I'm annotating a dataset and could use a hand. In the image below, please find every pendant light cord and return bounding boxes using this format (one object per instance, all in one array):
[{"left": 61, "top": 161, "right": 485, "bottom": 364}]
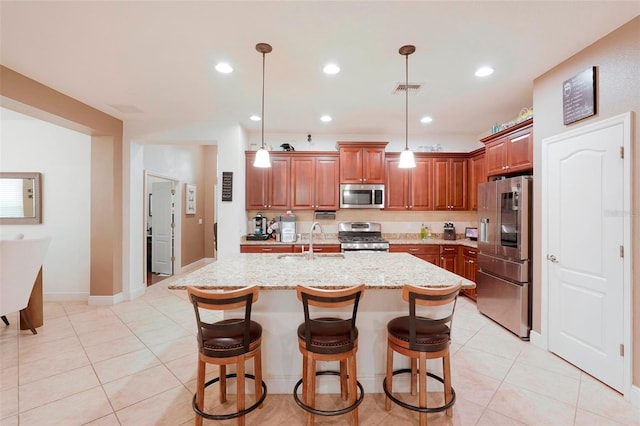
[
  {"left": 405, "top": 52, "right": 409, "bottom": 151},
  {"left": 261, "top": 51, "right": 265, "bottom": 150}
]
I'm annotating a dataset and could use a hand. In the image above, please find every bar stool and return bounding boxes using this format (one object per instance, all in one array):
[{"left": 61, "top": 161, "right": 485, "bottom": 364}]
[
  {"left": 186, "top": 286, "right": 267, "bottom": 426},
  {"left": 383, "top": 283, "right": 461, "bottom": 426},
  {"left": 293, "top": 284, "right": 365, "bottom": 426}
]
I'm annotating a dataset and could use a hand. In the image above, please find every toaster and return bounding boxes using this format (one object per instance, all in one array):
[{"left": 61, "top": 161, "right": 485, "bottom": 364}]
[{"left": 443, "top": 222, "right": 456, "bottom": 240}]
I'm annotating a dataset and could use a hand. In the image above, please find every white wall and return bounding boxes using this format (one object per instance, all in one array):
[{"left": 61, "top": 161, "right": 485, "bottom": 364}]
[{"left": 0, "top": 108, "right": 91, "bottom": 300}]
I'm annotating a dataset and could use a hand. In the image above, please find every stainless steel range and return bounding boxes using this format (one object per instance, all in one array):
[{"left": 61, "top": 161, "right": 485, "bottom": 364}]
[{"left": 338, "top": 222, "right": 389, "bottom": 252}]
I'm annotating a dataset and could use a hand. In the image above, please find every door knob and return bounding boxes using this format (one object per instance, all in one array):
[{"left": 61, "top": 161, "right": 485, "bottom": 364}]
[{"left": 547, "top": 254, "right": 558, "bottom": 263}]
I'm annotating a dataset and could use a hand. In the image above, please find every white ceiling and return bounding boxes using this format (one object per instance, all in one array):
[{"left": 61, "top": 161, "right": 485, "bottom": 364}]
[{"left": 1, "top": 1, "right": 638, "bottom": 143}]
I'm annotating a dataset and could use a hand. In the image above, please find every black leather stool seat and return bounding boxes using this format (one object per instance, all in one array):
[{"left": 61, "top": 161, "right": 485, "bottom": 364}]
[
  {"left": 297, "top": 317, "right": 358, "bottom": 351},
  {"left": 202, "top": 319, "right": 262, "bottom": 356},
  {"left": 387, "top": 316, "right": 450, "bottom": 352}
]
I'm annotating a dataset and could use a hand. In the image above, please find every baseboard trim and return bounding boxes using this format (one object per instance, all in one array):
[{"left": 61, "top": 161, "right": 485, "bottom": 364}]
[
  {"left": 88, "top": 292, "right": 124, "bottom": 306},
  {"left": 529, "top": 330, "right": 546, "bottom": 350},
  {"left": 629, "top": 384, "right": 640, "bottom": 408}
]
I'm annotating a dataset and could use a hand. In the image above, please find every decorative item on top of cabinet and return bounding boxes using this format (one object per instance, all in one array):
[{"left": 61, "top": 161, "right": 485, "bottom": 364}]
[
  {"left": 481, "top": 118, "right": 533, "bottom": 177},
  {"left": 290, "top": 154, "right": 339, "bottom": 210},
  {"left": 337, "top": 142, "right": 387, "bottom": 184},
  {"left": 468, "top": 148, "right": 486, "bottom": 210},
  {"left": 461, "top": 247, "right": 478, "bottom": 300},
  {"left": 245, "top": 152, "right": 291, "bottom": 210},
  {"left": 433, "top": 155, "right": 468, "bottom": 210},
  {"left": 385, "top": 154, "right": 433, "bottom": 210}
]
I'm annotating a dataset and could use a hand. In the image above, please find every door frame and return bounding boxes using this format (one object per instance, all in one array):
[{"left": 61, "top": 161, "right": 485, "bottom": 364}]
[
  {"left": 540, "top": 112, "right": 633, "bottom": 398},
  {"left": 144, "top": 171, "right": 181, "bottom": 280}
]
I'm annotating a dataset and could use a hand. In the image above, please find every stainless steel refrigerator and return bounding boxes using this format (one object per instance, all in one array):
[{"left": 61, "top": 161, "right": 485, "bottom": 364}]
[{"left": 477, "top": 175, "right": 533, "bottom": 339}]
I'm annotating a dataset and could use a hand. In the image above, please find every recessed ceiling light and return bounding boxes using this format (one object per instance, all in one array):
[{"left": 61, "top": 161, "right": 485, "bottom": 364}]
[
  {"left": 320, "top": 115, "right": 332, "bottom": 122},
  {"left": 475, "top": 66, "right": 494, "bottom": 77},
  {"left": 250, "top": 115, "right": 261, "bottom": 121},
  {"left": 215, "top": 63, "right": 233, "bottom": 73},
  {"left": 420, "top": 116, "right": 433, "bottom": 124},
  {"left": 323, "top": 64, "right": 340, "bottom": 75}
]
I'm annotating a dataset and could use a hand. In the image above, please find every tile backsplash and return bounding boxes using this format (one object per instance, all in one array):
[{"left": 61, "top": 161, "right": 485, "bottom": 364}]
[{"left": 247, "top": 209, "right": 478, "bottom": 237}]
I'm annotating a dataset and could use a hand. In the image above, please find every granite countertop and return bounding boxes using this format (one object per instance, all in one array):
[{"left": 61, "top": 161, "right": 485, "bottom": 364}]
[
  {"left": 241, "top": 235, "right": 478, "bottom": 248},
  {"left": 169, "top": 252, "right": 475, "bottom": 290}
]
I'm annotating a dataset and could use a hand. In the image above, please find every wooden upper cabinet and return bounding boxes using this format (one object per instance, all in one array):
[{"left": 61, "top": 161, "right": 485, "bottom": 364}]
[
  {"left": 385, "top": 155, "right": 433, "bottom": 210},
  {"left": 337, "top": 142, "right": 387, "bottom": 184},
  {"left": 245, "top": 153, "right": 290, "bottom": 210},
  {"left": 468, "top": 150, "right": 486, "bottom": 210},
  {"left": 290, "top": 155, "right": 339, "bottom": 210},
  {"left": 481, "top": 119, "right": 533, "bottom": 177},
  {"left": 433, "top": 157, "right": 468, "bottom": 210}
]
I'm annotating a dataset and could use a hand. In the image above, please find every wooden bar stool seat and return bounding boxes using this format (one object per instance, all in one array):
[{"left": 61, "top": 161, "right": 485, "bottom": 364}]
[
  {"left": 383, "top": 283, "right": 461, "bottom": 426},
  {"left": 293, "top": 284, "right": 365, "bottom": 426},
  {"left": 187, "top": 286, "right": 267, "bottom": 426}
]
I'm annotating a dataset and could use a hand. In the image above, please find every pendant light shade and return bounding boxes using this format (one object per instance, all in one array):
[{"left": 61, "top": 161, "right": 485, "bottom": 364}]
[
  {"left": 254, "top": 43, "right": 272, "bottom": 168},
  {"left": 398, "top": 44, "right": 416, "bottom": 169}
]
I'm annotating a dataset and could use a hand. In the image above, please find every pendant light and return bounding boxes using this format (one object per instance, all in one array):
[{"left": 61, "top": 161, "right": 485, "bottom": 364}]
[
  {"left": 253, "top": 43, "right": 272, "bottom": 168},
  {"left": 398, "top": 45, "right": 416, "bottom": 169}
]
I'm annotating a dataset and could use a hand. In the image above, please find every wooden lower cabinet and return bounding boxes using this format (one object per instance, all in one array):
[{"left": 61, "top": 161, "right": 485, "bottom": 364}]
[
  {"left": 439, "top": 245, "right": 459, "bottom": 272},
  {"left": 460, "top": 247, "right": 478, "bottom": 300},
  {"left": 240, "top": 245, "right": 294, "bottom": 254},
  {"left": 296, "top": 244, "right": 341, "bottom": 253},
  {"left": 389, "top": 244, "right": 439, "bottom": 266}
]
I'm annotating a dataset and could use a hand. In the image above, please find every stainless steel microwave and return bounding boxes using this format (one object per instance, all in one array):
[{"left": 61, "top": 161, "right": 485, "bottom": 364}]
[{"left": 340, "top": 184, "right": 384, "bottom": 209}]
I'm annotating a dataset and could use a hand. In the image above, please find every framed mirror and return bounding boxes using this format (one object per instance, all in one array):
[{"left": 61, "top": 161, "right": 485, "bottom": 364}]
[{"left": 0, "top": 172, "right": 42, "bottom": 224}]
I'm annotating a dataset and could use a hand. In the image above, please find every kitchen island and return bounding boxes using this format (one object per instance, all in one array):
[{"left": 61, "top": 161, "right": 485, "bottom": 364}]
[{"left": 170, "top": 252, "right": 474, "bottom": 394}]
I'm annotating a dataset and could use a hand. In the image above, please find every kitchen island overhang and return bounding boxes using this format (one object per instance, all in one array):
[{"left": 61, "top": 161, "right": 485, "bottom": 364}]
[{"left": 170, "top": 252, "right": 474, "bottom": 394}]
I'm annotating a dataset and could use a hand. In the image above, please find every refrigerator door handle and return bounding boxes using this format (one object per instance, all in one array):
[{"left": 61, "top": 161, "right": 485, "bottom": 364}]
[{"left": 479, "top": 218, "right": 489, "bottom": 242}]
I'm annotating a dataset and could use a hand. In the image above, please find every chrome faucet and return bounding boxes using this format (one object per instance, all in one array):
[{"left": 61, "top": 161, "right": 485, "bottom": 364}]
[{"left": 308, "top": 221, "right": 324, "bottom": 260}]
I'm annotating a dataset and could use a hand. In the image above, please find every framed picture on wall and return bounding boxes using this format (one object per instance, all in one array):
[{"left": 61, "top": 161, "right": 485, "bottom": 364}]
[{"left": 186, "top": 184, "right": 196, "bottom": 214}]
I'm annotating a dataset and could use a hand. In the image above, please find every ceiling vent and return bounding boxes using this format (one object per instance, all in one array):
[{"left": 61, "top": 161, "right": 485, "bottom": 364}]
[{"left": 393, "top": 83, "right": 422, "bottom": 95}]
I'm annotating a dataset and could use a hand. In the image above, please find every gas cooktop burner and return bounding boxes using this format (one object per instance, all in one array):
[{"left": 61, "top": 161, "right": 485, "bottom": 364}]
[{"left": 338, "top": 222, "right": 389, "bottom": 252}]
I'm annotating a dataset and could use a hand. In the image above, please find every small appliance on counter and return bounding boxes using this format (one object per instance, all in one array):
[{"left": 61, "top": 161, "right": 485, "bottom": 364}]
[
  {"left": 443, "top": 222, "right": 456, "bottom": 240},
  {"left": 247, "top": 211, "right": 270, "bottom": 240},
  {"left": 465, "top": 227, "right": 478, "bottom": 241},
  {"left": 276, "top": 214, "right": 297, "bottom": 242}
]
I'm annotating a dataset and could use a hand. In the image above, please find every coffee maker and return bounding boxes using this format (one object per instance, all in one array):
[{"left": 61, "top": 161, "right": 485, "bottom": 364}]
[{"left": 247, "top": 211, "right": 269, "bottom": 240}]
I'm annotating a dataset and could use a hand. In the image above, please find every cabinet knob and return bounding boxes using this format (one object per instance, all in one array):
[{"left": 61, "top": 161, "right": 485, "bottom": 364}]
[{"left": 363, "top": 178, "right": 367, "bottom": 182}]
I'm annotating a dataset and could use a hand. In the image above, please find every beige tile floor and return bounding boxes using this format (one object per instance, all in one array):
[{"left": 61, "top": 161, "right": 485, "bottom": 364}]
[{"left": 2, "top": 268, "right": 639, "bottom": 426}]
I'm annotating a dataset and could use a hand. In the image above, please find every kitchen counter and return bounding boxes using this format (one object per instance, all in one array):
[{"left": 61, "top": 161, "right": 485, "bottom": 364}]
[
  {"left": 169, "top": 252, "right": 473, "bottom": 394},
  {"left": 169, "top": 252, "right": 474, "bottom": 290},
  {"left": 241, "top": 235, "right": 478, "bottom": 248}
]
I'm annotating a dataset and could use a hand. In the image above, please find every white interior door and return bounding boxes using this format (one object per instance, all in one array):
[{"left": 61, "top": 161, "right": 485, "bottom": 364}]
[
  {"left": 544, "top": 115, "right": 628, "bottom": 392},
  {"left": 151, "top": 181, "right": 173, "bottom": 275}
]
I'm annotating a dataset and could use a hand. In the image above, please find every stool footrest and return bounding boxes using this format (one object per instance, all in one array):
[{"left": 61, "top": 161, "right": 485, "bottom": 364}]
[
  {"left": 383, "top": 368, "right": 456, "bottom": 413},
  {"left": 293, "top": 370, "right": 364, "bottom": 417},
  {"left": 192, "top": 373, "right": 267, "bottom": 421}
]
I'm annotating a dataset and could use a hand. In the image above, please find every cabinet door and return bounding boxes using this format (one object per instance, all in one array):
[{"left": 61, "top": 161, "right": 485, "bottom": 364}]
[
  {"left": 339, "top": 147, "right": 363, "bottom": 183},
  {"left": 384, "top": 157, "right": 410, "bottom": 210},
  {"left": 314, "top": 156, "right": 339, "bottom": 209},
  {"left": 267, "top": 157, "right": 291, "bottom": 209},
  {"left": 246, "top": 155, "right": 268, "bottom": 209},
  {"left": 432, "top": 158, "right": 449, "bottom": 210},
  {"left": 468, "top": 154, "right": 486, "bottom": 210},
  {"left": 440, "top": 254, "right": 457, "bottom": 272},
  {"left": 507, "top": 128, "right": 533, "bottom": 172},
  {"left": 410, "top": 157, "right": 433, "bottom": 210},
  {"left": 485, "top": 139, "right": 507, "bottom": 176},
  {"left": 449, "top": 158, "right": 468, "bottom": 210},
  {"left": 362, "top": 147, "right": 385, "bottom": 183},
  {"left": 290, "top": 157, "right": 315, "bottom": 209}
]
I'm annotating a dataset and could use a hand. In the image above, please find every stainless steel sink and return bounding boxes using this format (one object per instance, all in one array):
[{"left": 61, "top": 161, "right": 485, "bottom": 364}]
[{"left": 277, "top": 253, "right": 345, "bottom": 260}]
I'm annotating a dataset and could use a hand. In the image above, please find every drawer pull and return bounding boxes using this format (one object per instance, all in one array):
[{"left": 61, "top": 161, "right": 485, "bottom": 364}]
[{"left": 261, "top": 248, "right": 273, "bottom": 252}]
